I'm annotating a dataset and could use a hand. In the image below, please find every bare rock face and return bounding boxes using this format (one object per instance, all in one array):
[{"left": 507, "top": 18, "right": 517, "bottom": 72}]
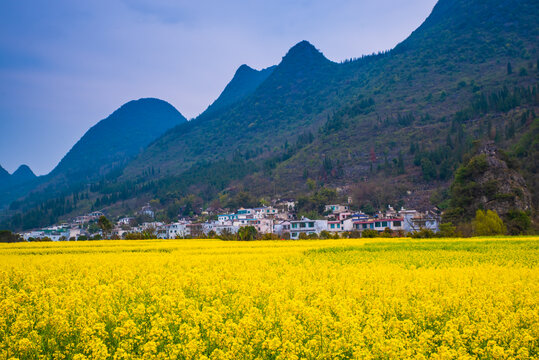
[
  {"left": 448, "top": 141, "right": 532, "bottom": 222},
  {"left": 476, "top": 142, "right": 532, "bottom": 215}
]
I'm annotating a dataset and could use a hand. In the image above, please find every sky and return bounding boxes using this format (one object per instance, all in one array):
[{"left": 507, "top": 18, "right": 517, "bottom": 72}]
[{"left": 0, "top": 0, "right": 437, "bottom": 175}]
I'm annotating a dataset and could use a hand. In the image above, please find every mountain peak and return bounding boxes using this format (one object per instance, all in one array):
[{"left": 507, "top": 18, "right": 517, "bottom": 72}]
[
  {"left": 276, "top": 41, "right": 332, "bottom": 75},
  {"left": 115, "top": 98, "right": 183, "bottom": 117},
  {"left": 49, "top": 97, "right": 187, "bottom": 180},
  {"left": 281, "top": 41, "right": 329, "bottom": 64},
  {"left": 202, "top": 64, "right": 275, "bottom": 116},
  {"left": 235, "top": 64, "right": 256, "bottom": 75},
  {"left": 12, "top": 165, "right": 36, "bottom": 179}
]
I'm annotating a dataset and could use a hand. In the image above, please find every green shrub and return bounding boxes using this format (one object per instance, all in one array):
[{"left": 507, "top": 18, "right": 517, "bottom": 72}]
[
  {"left": 438, "top": 222, "right": 458, "bottom": 237},
  {"left": 410, "top": 228, "right": 436, "bottom": 238},
  {"left": 505, "top": 210, "right": 531, "bottom": 235},
  {"left": 361, "top": 230, "right": 379, "bottom": 238},
  {"left": 472, "top": 209, "right": 506, "bottom": 236}
]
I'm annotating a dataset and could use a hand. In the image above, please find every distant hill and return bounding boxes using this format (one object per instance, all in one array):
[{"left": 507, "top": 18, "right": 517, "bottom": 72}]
[
  {"left": 203, "top": 64, "right": 275, "bottom": 116},
  {"left": 48, "top": 98, "right": 186, "bottom": 183},
  {"left": 0, "top": 165, "right": 39, "bottom": 217},
  {"left": 0, "top": 98, "right": 186, "bottom": 213},
  {"left": 11, "top": 165, "right": 36, "bottom": 185},
  {"left": 0, "top": 164, "right": 37, "bottom": 190},
  {"left": 2, "top": 0, "right": 538, "bottom": 230}
]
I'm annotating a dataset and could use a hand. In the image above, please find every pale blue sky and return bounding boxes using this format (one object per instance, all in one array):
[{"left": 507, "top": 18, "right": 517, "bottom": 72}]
[{"left": 0, "top": 0, "right": 437, "bottom": 175}]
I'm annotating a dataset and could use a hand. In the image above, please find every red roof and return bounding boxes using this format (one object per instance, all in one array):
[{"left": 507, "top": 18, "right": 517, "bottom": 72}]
[{"left": 353, "top": 218, "right": 403, "bottom": 224}]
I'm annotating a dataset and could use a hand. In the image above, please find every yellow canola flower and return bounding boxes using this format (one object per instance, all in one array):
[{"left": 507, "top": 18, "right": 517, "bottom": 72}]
[{"left": 0, "top": 236, "right": 537, "bottom": 359}]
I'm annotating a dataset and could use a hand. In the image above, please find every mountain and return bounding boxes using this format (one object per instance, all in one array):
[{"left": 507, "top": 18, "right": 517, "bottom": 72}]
[
  {"left": 275, "top": 40, "right": 333, "bottom": 74},
  {"left": 121, "top": 0, "right": 538, "bottom": 217},
  {"left": 0, "top": 164, "right": 37, "bottom": 190},
  {"left": 3, "top": 0, "right": 538, "bottom": 230},
  {"left": 203, "top": 64, "right": 275, "bottom": 116},
  {"left": 0, "top": 166, "right": 9, "bottom": 187},
  {"left": 11, "top": 165, "right": 36, "bottom": 185},
  {"left": 47, "top": 98, "right": 186, "bottom": 183},
  {"left": 0, "top": 98, "right": 186, "bottom": 214},
  {"left": 122, "top": 40, "right": 340, "bottom": 177}
]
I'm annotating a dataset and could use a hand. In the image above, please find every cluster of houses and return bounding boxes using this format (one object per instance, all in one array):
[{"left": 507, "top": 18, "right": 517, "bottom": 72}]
[{"left": 20, "top": 200, "right": 440, "bottom": 241}]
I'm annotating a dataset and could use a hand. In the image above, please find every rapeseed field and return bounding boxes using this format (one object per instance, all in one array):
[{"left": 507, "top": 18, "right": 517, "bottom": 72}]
[{"left": 0, "top": 237, "right": 538, "bottom": 359}]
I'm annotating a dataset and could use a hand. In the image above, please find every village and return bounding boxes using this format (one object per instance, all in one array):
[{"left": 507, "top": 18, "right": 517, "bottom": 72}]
[{"left": 19, "top": 199, "right": 441, "bottom": 241}]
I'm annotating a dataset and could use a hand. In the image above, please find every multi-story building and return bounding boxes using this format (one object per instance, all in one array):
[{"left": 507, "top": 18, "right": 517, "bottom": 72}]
[
  {"left": 398, "top": 209, "right": 440, "bottom": 232},
  {"left": 288, "top": 218, "right": 328, "bottom": 239},
  {"left": 352, "top": 218, "right": 404, "bottom": 232}
]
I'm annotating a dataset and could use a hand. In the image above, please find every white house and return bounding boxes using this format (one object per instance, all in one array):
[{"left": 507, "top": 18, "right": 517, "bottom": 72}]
[
  {"left": 202, "top": 222, "right": 239, "bottom": 236},
  {"left": 288, "top": 218, "right": 328, "bottom": 239},
  {"left": 252, "top": 218, "right": 274, "bottom": 234},
  {"left": 218, "top": 214, "right": 238, "bottom": 223},
  {"left": 140, "top": 204, "right": 155, "bottom": 219},
  {"left": 325, "top": 204, "right": 350, "bottom": 214},
  {"left": 23, "top": 227, "right": 70, "bottom": 241},
  {"left": 118, "top": 217, "right": 134, "bottom": 226},
  {"left": 352, "top": 218, "right": 404, "bottom": 232},
  {"left": 398, "top": 208, "right": 440, "bottom": 233},
  {"left": 252, "top": 207, "right": 278, "bottom": 218},
  {"left": 274, "top": 221, "right": 291, "bottom": 236},
  {"left": 166, "top": 221, "right": 190, "bottom": 238},
  {"left": 88, "top": 211, "right": 104, "bottom": 220},
  {"left": 327, "top": 220, "right": 343, "bottom": 232}
]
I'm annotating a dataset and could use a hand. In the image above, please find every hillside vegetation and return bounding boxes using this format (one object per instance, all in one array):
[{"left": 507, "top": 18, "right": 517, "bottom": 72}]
[{"left": 2, "top": 0, "right": 538, "bottom": 230}]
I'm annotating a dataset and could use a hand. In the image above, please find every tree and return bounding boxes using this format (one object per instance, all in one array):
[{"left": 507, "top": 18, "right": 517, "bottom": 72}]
[
  {"left": 472, "top": 210, "right": 506, "bottom": 236},
  {"left": 420, "top": 158, "right": 437, "bottom": 181},
  {"left": 381, "top": 227, "right": 393, "bottom": 237},
  {"left": 0, "top": 230, "right": 22, "bottom": 243},
  {"left": 438, "top": 222, "right": 457, "bottom": 237},
  {"left": 238, "top": 226, "right": 258, "bottom": 241},
  {"left": 218, "top": 229, "right": 235, "bottom": 241},
  {"left": 97, "top": 215, "right": 113, "bottom": 237},
  {"left": 319, "top": 230, "right": 332, "bottom": 239},
  {"left": 397, "top": 152, "right": 405, "bottom": 174},
  {"left": 505, "top": 210, "right": 531, "bottom": 235}
]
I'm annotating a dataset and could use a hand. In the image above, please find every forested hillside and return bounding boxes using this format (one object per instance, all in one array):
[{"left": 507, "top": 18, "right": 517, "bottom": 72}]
[{"left": 2, "top": 0, "right": 538, "bottom": 230}]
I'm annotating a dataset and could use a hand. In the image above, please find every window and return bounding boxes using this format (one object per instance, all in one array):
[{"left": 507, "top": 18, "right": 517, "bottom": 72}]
[
  {"left": 375, "top": 222, "right": 381, "bottom": 227},
  {"left": 308, "top": 222, "right": 314, "bottom": 227},
  {"left": 292, "top": 233, "right": 297, "bottom": 237},
  {"left": 382, "top": 221, "right": 387, "bottom": 227},
  {"left": 337, "top": 224, "right": 340, "bottom": 228},
  {"left": 362, "top": 224, "right": 368, "bottom": 229},
  {"left": 300, "top": 223, "right": 306, "bottom": 228},
  {"left": 292, "top": 223, "right": 298, "bottom": 229},
  {"left": 394, "top": 221, "right": 401, "bottom": 227},
  {"left": 330, "top": 224, "right": 335, "bottom": 229}
]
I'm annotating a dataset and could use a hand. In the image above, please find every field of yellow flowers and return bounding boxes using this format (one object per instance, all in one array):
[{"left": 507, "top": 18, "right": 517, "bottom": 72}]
[{"left": 0, "top": 237, "right": 538, "bottom": 359}]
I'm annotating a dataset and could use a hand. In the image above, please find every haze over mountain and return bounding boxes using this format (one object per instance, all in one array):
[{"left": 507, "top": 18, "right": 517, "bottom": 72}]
[
  {"left": 47, "top": 98, "right": 186, "bottom": 184},
  {"left": 0, "top": 98, "right": 186, "bottom": 210},
  {"left": 2, "top": 0, "right": 538, "bottom": 231}
]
